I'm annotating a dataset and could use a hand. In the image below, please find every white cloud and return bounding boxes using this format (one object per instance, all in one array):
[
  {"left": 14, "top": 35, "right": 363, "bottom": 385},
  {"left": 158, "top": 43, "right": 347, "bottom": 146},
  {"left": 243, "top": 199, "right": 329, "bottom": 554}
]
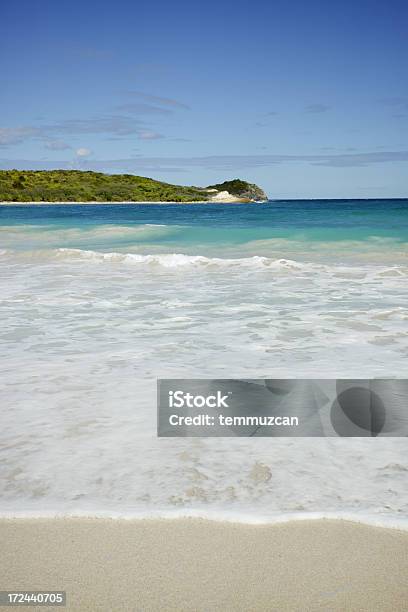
[{"left": 76, "top": 147, "right": 91, "bottom": 157}]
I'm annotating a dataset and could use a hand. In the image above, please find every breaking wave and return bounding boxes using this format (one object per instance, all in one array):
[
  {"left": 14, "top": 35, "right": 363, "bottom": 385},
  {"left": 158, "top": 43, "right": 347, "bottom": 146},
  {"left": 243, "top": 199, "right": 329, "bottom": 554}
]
[
  {"left": 56, "top": 248, "right": 311, "bottom": 270},
  {"left": 1, "top": 247, "right": 408, "bottom": 279}
]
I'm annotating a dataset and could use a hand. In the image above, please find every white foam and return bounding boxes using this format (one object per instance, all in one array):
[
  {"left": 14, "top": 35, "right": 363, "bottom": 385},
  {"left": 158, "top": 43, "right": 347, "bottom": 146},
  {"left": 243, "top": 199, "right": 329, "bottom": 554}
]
[
  {"left": 0, "top": 509, "right": 406, "bottom": 531},
  {"left": 1, "top": 245, "right": 407, "bottom": 524},
  {"left": 54, "top": 248, "right": 314, "bottom": 270},
  {"left": 2, "top": 248, "right": 407, "bottom": 281}
]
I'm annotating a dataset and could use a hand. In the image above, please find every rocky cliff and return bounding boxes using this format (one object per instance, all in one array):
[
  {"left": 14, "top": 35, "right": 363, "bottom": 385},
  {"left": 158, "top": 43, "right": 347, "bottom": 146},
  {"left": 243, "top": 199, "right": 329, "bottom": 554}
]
[{"left": 206, "top": 179, "right": 268, "bottom": 202}]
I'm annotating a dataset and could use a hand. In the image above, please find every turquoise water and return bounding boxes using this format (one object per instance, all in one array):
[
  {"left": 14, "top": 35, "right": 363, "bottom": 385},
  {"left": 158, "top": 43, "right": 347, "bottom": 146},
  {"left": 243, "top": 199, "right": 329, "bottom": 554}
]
[
  {"left": 0, "top": 200, "right": 408, "bottom": 522},
  {"left": 0, "top": 200, "right": 407, "bottom": 261}
]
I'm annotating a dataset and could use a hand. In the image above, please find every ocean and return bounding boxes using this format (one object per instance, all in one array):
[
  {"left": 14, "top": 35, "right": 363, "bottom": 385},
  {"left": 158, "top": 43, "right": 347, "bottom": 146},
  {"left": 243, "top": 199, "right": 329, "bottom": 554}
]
[{"left": 0, "top": 199, "right": 407, "bottom": 526}]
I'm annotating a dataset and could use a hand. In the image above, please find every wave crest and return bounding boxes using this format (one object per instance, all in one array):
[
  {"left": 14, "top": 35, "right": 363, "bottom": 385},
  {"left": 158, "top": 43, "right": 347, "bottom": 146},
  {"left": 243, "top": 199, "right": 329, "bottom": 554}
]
[
  {"left": 1, "top": 248, "right": 408, "bottom": 278},
  {"left": 55, "top": 248, "right": 309, "bottom": 270}
]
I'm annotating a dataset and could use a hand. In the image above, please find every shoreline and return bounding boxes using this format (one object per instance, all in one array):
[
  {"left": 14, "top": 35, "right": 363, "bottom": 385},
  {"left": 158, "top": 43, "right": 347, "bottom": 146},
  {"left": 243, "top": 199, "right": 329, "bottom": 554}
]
[
  {"left": 0, "top": 198, "right": 406, "bottom": 206},
  {"left": 0, "top": 509, "right": 407, "bottom": 531},
  {"left": 1, "top": 517, "right": 407, "bottom": 611},
  {"left": 0, "top": 199, "right": 256, "bottom": 205}
]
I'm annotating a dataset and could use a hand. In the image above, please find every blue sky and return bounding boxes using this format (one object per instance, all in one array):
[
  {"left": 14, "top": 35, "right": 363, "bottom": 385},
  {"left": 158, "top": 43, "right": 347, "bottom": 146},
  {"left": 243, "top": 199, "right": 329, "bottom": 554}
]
[{"left": 1, "top": 0, "right": 407, "bottom": 198}]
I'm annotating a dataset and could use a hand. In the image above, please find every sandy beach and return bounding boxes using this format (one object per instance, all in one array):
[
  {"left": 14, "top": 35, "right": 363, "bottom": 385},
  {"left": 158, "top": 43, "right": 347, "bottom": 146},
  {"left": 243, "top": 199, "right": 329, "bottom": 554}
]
[{"left": 1, "top": 518, "right": 407, "bottom": 611}]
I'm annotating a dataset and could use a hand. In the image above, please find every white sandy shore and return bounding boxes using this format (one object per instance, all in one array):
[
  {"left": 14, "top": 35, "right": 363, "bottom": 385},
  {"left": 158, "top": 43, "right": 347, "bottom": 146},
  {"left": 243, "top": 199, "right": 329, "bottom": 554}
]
[{"left": 1, "top": 518, "right": 407, "bottom": 611}]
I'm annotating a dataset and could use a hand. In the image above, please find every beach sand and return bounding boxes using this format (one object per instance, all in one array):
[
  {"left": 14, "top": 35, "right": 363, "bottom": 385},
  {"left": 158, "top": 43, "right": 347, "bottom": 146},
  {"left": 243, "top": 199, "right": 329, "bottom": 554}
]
[{"left": 0, "top": 518, "right": 407, "bottom": 611}]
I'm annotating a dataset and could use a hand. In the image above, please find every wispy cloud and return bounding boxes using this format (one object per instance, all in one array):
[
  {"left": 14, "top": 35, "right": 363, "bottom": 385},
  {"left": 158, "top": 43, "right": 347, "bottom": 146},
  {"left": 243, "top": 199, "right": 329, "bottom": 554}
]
[
  {"left": 2, "top": 151, "right": 408, "bottom": 173},
  {"left": 137, "top": 130, "right": 164, "bottom": 141},
  {"left": 42, "top": 116, "right": 144, "bottom": 136},
  {"left": 124, "top": 90, "right": 190, "bottom": 110},
  {"left": 0, "top": 127, "right": 40, "bottom": 146},
  {"left": 0, "top": 115, "right": 166, "bottom": 147},
  {"left": 114, "top": 103, "right": 172, "bottom": 115},
  {"left": 44, "top": 140, "right": 71, "bottom": 151},
  {"left": 0, "top": 90, "right": 188, "bottom": 148},
  {"left": 304, "top": 104, "right": 331, "bottom": 114}
]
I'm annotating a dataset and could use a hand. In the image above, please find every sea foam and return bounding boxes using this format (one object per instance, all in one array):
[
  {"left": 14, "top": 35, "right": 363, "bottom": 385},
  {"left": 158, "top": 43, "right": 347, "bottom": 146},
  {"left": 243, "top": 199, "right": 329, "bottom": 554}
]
[{"left": 1, "top": 204, "right": 407, "bottom": 526}]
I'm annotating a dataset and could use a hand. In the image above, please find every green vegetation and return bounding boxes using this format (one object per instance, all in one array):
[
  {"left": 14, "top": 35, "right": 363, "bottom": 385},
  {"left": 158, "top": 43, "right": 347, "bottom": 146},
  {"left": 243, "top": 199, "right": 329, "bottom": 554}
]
[
  {"left": 0, "top": 170, "right": 267, "bottom": 202},
  {"left": 0, "top": 170, "right": 209, "bottom": 202},
  {"left": 207, "top": 179, "right": 252, "bottom": 195}
]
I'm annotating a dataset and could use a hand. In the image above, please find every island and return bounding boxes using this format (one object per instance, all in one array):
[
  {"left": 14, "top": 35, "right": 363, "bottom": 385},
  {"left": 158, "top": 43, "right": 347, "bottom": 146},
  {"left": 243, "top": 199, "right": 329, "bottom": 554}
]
[{"left": 0, "top": 170, "right": 268, "bottom": 203}]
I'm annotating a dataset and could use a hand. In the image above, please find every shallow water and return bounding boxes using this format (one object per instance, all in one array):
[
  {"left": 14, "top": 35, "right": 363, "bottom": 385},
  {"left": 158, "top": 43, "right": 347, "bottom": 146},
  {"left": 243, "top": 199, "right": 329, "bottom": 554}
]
[{"left": 0, "top": 201, "right": 407, "bottom": 525}]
